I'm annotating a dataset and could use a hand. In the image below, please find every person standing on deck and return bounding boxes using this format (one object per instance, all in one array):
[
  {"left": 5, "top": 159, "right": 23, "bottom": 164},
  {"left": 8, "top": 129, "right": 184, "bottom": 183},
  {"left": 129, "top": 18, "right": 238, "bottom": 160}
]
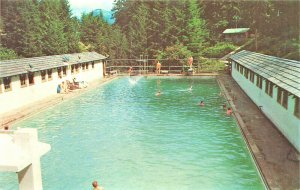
[
  {"left": 128, "top": 66, "right": 133, "bottom": 76},
  {"left": 188, "top": 56, "right": 193, "bottom": 69},
  {"left": 156, "top": 60, "right": 161, "bottom": 74}
]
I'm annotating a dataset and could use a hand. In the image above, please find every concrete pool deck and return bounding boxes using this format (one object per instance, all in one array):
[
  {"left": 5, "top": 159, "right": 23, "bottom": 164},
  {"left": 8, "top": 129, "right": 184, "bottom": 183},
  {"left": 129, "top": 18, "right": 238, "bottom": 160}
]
[
  {"left": 1, "top": 73, "right": 299, "bottom": 189},
  {"left": 217, "top": 73, "right": 299, "bottom": 190}
]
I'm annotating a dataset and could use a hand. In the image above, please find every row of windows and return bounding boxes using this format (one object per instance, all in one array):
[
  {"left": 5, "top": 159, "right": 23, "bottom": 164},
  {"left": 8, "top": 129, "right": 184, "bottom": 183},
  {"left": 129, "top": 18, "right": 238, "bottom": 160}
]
[
  {"left": 0, "top": 67, "right": 66, "bottom": 91},
  {"left": 71, "top": 62, "right": 95, "bottom": 74},
  {"left": 1, "top": 62, "right": 97, "bottom": 92},
  {"left": 234, "top": 61, "right": 300, "bottom": 118}
]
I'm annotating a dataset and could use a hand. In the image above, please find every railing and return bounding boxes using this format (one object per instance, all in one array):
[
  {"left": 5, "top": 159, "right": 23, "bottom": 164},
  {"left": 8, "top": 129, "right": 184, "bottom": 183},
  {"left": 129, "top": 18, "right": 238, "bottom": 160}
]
[{"left": 106, "top": 65, "right": 197, "bottom": 75}]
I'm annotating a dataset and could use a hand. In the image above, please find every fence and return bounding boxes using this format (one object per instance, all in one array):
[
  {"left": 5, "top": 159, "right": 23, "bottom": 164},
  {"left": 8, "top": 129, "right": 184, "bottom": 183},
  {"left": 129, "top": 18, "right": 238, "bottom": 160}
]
[{"left": 105, "top": 58, "right": 227, "bottom": 75}]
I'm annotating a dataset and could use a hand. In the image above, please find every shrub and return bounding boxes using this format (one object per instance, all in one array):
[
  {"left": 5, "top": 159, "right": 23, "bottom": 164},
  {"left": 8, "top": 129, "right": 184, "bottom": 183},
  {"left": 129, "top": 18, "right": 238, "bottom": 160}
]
[
  {"left": 0, "top": 46, "right": 18, "bottom": 60},
  {"left": 196, "top": 57, "right": 225, "bottom": 72},
  {"left": 203, "top": 42, "right": 237, "bottom": 58}
]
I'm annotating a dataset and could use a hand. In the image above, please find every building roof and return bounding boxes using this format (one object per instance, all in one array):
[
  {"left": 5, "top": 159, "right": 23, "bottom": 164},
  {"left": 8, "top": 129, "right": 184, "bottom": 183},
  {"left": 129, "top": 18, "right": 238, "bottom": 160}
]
[
  {"left": 0, "top": 52, "right": 106, "bottom": 78},
  {"left": 229, "top": 50, "right": 300, "bottom": 97},
  {"left": 223, "top": 28, "right": 250, "bottom": 34}
]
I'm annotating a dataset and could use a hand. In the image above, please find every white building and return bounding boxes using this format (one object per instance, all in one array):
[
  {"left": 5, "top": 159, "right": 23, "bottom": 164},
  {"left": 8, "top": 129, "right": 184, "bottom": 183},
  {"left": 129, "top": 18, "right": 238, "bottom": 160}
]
[
  {"left": 0, "top": 52, "right": 106, "bottom": 115},
  {"left": 229, "top": 50, "right": 300, "bottom": 152}
]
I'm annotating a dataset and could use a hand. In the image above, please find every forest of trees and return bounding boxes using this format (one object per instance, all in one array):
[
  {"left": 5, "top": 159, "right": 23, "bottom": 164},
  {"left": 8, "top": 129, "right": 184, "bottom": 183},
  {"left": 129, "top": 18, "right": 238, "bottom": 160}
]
[{"left": 0, "top": 0, "right": 299, "bottom": 61}]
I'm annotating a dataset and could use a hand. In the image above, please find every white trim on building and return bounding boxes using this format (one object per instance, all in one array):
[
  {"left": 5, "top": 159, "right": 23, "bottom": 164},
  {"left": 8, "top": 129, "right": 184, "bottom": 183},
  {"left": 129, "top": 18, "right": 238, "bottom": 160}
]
[
  {"left": 229, "top": 50, "right": 300, "bottom": 152},
  {"left": 0, "top": 52, "right": 107, "bottom": 115}
]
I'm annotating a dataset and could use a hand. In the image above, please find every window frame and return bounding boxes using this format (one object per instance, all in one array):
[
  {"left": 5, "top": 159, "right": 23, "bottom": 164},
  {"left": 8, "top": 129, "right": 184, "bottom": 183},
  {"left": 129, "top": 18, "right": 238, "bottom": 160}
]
[
  {"left": 71, "top": 65, "right": 75, "bottom": 74},
  {"left": 244, "top": 68, "right": 249, "bottom": 79},
  {"left": 3, "top": 77, "right": 12, "bottom": 91},
  {"left": 256, "top": 75, "right": 262, "bottom": 89},
  {"left": 63, "top": 66, "right": 67, "bottom": 76},
  {"left": 47, "top": 69, "right": 52, "bottom": 80},
  {"left": 19, "top": 73, "right": 27, "bottom": 87},
  {"left": 249, "top": 71, "right": 254, "bottom": 83},
  {"left": 41, "top": 70, "right": 47, "bottom": 82},
  {"left": 0, "top": 79, "right": 2, "bottom": 93},
  {"left": 57, "top": 67, "right": 62, "bottom": 78},
  {"left": 277, "top": 87, "right": 288, "bottom": 109},
  {"left": 28, "top": 72, "right": 35, "bottom": 85}
]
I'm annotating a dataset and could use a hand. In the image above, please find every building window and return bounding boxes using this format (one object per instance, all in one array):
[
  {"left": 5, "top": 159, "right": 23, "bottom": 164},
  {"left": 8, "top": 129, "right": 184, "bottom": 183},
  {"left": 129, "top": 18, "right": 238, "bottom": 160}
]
[
  {"left": 265, "top": 81, "right": 273, "bottom": 97},
  {"left": 19, "top": 74, "right": 27, "bottom": 87},
  {"left": 63, "top": 66, "right": 67, "bottom": 76},
  {"left": 92, "top": 61, "right": 95, "bottom": 68},
  {"left": 277, "top": 87, "right": 288, "bottom": 109},
  {"left": 294, "top": 97, "right": 300, "bottom": 118},
  {"left": 86, "top": 63, "right": 89, "bottom": 70},
  {"left": 244, "top": 68, "right": 249, "bottom": 79},
  {"left": 240, "top": 66, "right": 244, "bottom": 74},
  {"left": 57, "top": 67, "right": 62, "bottom": 78},
  {"left": 249, "top": 71, "right": 254, "bottom": 83},
  {"left": 41, "top": 70, "right": 46, "bottom": 82},
  {"left": 282, "top": 90, "right": 288, "bottom": 109},
  {"left": 75, "top": 64, "right": 79, "bottom": 73},
  {"left": 256, "top": 75, "right": 262, "bottom": 89},
  {"left": 29, "top": 72, "right": 35, "bottom": 85},
  {"left": 71, "top": 65, "right": 75, "bottom": 74},
  {"left": 82, "top": 63, "right": 86, "bottom": 71},
  {"left": 47, "top": 69, "right": 52, "bottom": 80},
  {"left": 3, "top": 77, "right": 11, "bottom": 91},
  {"left": 0, "top": 79, "right": 2, "bottom": 93}
]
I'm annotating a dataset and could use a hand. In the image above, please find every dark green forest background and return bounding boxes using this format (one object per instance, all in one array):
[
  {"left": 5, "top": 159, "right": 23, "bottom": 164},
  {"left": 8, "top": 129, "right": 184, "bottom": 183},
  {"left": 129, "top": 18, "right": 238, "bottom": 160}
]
[{"left": 0, "top": 0, "right": 299, "bottom": 61}]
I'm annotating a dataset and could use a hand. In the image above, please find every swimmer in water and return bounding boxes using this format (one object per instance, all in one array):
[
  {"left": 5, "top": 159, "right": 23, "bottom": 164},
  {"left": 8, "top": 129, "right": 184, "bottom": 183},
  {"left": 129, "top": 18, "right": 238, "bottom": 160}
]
[
  {"left": 155, "top": 91, "right": 161, "bottom": 96},
  {"left": 188, "top": 85, "right": 193, "bottom": 91},
  {"left": 199, "top": 101, "right": 205, "bottom": 106},
  {"left": 227, "top": 107, "right": 233, "bottom": 116}
]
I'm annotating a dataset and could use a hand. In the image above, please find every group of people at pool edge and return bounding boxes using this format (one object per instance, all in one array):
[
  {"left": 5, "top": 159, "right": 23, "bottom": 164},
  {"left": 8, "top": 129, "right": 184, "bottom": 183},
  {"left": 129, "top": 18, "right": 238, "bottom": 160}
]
[{"left": 128, "top": 56, "right": 194, "bottom": 75}]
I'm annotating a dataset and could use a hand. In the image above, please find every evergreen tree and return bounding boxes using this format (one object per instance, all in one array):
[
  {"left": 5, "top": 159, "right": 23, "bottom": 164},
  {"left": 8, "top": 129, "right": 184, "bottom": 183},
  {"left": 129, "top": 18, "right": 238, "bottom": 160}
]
[
  {"left": 39, "top": 0, "right": 68, "bottom": 55},
  {"left": 59, "top": 0, "right": 80, "bottom": 53},
  {"left": 186, "top": 0, "right": 209, "bottom": 56}
]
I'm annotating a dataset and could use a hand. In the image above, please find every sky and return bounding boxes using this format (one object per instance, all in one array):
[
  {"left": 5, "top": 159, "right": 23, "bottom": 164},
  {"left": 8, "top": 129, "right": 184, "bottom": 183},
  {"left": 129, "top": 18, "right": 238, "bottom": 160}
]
[{"left": 68, "top": 0, "right": 115, "bottom": 18}]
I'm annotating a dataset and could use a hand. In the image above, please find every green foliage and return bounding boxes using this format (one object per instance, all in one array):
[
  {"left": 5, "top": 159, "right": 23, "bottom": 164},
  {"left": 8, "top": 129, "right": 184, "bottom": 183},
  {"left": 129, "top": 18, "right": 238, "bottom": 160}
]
[
  {"left": 157, "top": 43, "right": 192, "bottom": 65},
  {"left": 186, "top": 0, "right": 209, "bottom": 56},
  {"left": 198, "top": 58, "right": 225, "bottom": 72},
  {"left": 0, "top": 0, "right": 298, "bottom": 61},
  {"left": 0, "top": 46, "right": 18, "bottom": 60},
  {"left": 244, "top": 36, "right": 299, "bottom": 60},
  {"left": 203, "top": 42, "right": 237, "bottom": 58}
]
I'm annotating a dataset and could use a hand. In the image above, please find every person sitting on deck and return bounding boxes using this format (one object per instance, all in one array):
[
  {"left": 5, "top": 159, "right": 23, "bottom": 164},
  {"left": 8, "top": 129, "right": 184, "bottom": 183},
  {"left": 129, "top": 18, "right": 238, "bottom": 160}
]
[
  {"left": 199, "top": 101, "right": 205, "bottom": 106},
  {"left": 227, "top": 107, "right": 233, "bottom": 116},
  {"left": 92, "top": 180, "right": 104, "bottom": 190}
]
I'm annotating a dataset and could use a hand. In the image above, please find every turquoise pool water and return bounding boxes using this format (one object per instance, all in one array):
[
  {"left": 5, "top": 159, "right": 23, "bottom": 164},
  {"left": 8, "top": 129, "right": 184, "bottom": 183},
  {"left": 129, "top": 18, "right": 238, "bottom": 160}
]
[{"left": 1, "top": 77, "right": 265, "bottom": 190}]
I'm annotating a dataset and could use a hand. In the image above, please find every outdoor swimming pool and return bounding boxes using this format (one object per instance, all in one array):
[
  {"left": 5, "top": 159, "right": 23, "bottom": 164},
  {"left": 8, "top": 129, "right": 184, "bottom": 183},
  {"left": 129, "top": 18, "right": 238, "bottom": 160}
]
[{"left": 1, "top": 77, "right": 265, "bottom": 190}]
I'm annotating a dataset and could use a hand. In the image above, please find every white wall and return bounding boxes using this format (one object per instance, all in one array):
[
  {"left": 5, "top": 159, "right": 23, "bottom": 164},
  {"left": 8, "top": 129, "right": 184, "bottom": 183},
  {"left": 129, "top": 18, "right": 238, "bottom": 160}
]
[
  {"left": 0, "top": 61, "right": 104, "bottom": 115},
  {"left": 232, "top": 62, "right": 300, "bottom": 152}
]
